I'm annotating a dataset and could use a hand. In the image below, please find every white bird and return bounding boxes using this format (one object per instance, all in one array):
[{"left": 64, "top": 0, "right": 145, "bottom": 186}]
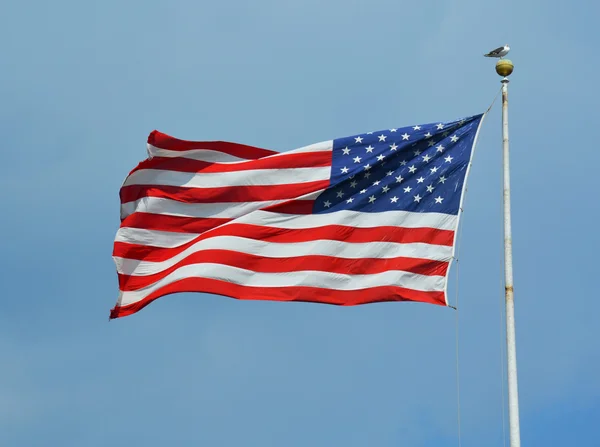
[{"left": 484, "top": 44, "right": 510, "bottom": 58}]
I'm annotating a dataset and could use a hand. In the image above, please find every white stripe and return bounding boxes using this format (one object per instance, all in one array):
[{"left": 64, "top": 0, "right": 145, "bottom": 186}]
[
  {"left": 122, "top": 201, "right": 456, "bottom": 232},
  {"left": 118, "top": 263, "right": 446, "bottom": 306},
  {"left": 286, "top": 140, "right": 333, "bottom": 154},
  {"left": 147, "top": 140, "right": 333, "bottom": 163},
  {"left": 118, "top": 207, "right": 457, "bottom": 247},
  {"left": 123, "top": 166, "right": 331, "bottom": 189},
  {"left": 238, "top": 209, "right": 458, "bottom": 231},
  {"left": 147, "top": 144, "right": 250, "bottom": 163},
  {"left": 121, "top": 197, "right": 291, "bottom": 220},
  {"left": 116, "top": 228, "right": 199, "bottom": 248},
  {"left": 114, "top": 236, "right": 452, "bottom": 276}
]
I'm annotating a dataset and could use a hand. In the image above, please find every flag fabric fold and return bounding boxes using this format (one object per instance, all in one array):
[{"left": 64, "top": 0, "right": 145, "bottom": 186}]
[{"left": 111, "top": 114, "right": 484, "bottom": 319}]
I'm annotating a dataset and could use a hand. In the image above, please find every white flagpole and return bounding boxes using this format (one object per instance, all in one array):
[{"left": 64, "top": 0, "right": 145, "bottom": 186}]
[{"left": 496, "top": 58, "right": 521, "bottom": 447}]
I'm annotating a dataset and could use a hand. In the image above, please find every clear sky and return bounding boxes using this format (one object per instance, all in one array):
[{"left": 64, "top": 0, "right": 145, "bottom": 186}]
[{"left": 2, "top": 0, "right": 599, "bottom": 445}]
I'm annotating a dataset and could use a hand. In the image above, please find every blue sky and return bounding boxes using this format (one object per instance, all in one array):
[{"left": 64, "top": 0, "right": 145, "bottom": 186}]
[{"left": 2, "top": 0, "right": 599, "bottom": 445}]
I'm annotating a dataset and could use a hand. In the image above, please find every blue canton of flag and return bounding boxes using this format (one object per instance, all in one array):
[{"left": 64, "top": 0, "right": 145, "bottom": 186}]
[{"left": 314, "top": 114, "right": 484, "bottom": 215}]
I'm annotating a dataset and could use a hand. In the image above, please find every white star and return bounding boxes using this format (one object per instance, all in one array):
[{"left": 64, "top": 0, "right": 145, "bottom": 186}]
[
  {"left": 414, "top": 149, "right": 422, "bottom": 156},
  {"left": 435, "top": 196, "right": 444, "bottom": 204},
  {"left": 413, "top": 194, "right": 422, "bottom": 203},
  {"left": 428, "top": 140, "right": 436, "bottom": 147},
  {"left": 364, "top": 172, "right": 371, "bottom": 179},
  {"left": 350, "top": 180, "right": 358, "bottom": 188},
  {"left": 416, "top": 176, "right": 425, "bottom": 183},
  {"left": 377, "top": 154, "right": 385, "bottom": 162},
  {"left": 404, "top": 186, "right": 412, "bottom": 193},
  {"left": 426, "top": 184, "right": 434, "bottom": 193},
  {"left": 341, "top": 166, "right": 349, "bottom": 174},
  {"left": 378, "top": 134, "right": 387, "bottom": 142},
  {"left": 390, "top": 143, "right": 398, "bottom": 151},
  {"left": 408, "top": 165, "right": 417, "bottom": 173},
  {"left": 346, "top": 198, "right": 354, "bottom": 204},
  {"left": 342, "top": 147, "right": 351, "bottom": 155},
  {"left": 436, "top": 123, "right": 444, "bottom": 130},
  {"left": 442, "top": 131, "right": 449, "bottom": 137},
  {"left": 445, "top": 155, "right": 454, "bottom": 163},
  {"left": 390, "top": 196, "right": 399, "bottom": 203},
  {"left": 450, "top": 135, "right": 459, "bottom": 142},
  {"left": 390, "top": 128, "right": 397, "bottom": 132},
  {"left": 400, "top": 160, "right": 407, "bottom": 166},
  {"left": 368, "top": 195, "right": 376, "bottom": 203},
  {"left": 373, "top": 180, "right": 381, "bottom": 186},
  {"left": 436, "top": 144, "right": 445, "bottom": 153},
  {"left": 422, "top": 154, "right": 431, "bottom": 163},
  {"left": 336, "top": 190, "right": 345, "bottom": 198},
  {"left": 366, "top": 132, "right": 373, "bottom": 135},
  {"left": 413, "top": 125, "right": 421, "bottom": 131},
  {"left": 355, "top": 137, "right": 363, "bottom": 143},
  {"left": 439, "top": 175, "right": 447, "bottom": 183},
  {"left": 459, "top": 118, "right": 466, "bottom": 125},
  {"left": 402, "top": 133, "right": 410, "bottom": 140},
  {"left": 353, "top": 156, "right": 361, "bottom": 163},
  {"left": 424, "top": 132, "right": 432, "bottom": 138},
  {"left": 324, "top": 200, "right": 331, "bottom": 208},
  {"left": 360, "top": 188, "right": 367, "bottom": 194},
  {"left": 365, "top": 145, "right": 374, "bottom": 153},
  {"left": 364, "top": 164, "right": 371, "bottom": 171},
  {"left": 382, "top": 185, "right": 390, "bottom": 193},
  {"left": 387, "top": 170, "right": 394, "bottom": 176},
  {"left": 430, "top": 166, "right": 439, "bottom": 174},
  {"left": 395, "top": 175, "right": 404, "bottom": 183}
]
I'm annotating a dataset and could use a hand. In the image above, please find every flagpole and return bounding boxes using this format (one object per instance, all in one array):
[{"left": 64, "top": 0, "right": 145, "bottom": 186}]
[{"left": 496, "top": 58, "right": 521, "bottom": 447}]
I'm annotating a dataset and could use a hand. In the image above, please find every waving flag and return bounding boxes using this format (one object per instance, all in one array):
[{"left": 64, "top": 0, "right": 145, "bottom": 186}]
[{"left": 111, "top": 114, "right": 485, "bottom": 319}]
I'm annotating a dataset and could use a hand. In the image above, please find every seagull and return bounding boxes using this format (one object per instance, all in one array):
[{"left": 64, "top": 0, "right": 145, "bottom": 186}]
[{"left": 484, "top": 44, "right": 510, "bottom": 58}]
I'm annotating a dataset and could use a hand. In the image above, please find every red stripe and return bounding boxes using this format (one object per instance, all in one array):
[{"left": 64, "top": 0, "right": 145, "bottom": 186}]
[
  {"left": 131, "top": 151, "right": 332, "bottom": 175},
  {"left": 120, "top": 181, "right": 329, "bottom": 205},
  {"left": 262, "top": 200, "right": 315, "bottom": 215},
  {"left": 114, "top": 223, "right": 455, "bottom": 262},
  {"left": 118, "top": 251, "right": 449, "bottom": 291},
  {"left": 120, "top": 214, "right": 231, "bottom": 234},
  {"left": 148, "top": 130, "right": 276, "bottom": 158},
  {"left": 110, "top": 279, "right": 446, "bottom": 319}
]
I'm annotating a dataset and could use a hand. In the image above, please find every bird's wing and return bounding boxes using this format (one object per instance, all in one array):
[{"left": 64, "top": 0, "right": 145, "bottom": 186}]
[{"left": 488, "top": 46, "right": 505, "bottom": 54}]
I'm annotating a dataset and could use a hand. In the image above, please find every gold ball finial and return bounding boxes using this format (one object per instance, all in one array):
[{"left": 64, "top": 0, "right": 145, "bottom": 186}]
[{"left": 496, "top": 59, "right": 514, "bottom": 77}]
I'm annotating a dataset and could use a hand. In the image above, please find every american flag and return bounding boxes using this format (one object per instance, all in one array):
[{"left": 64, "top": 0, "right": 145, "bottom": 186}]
[{"left": 111, "top": 114, "right": 484, "bottom": 319}]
